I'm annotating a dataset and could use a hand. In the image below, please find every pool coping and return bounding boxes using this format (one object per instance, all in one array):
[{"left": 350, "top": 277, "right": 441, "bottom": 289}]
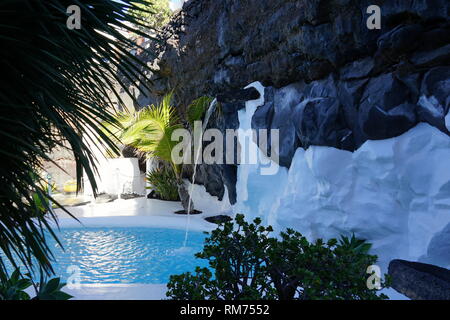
[{"left": 51, "top": 198, "right": 219, "bottom": 233}]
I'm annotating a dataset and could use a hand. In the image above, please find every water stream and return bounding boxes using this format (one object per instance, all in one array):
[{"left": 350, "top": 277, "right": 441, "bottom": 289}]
[{"left": 182, "top": 98, "right": 218, "bottom": 247}]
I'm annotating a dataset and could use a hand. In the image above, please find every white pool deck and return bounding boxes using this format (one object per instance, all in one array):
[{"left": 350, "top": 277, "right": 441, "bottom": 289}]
[
  {"left": 54, "top": 197, "right": 217, "bottom": 232},
  {"left": 51, "top": 197, "right": 408, "bottom": 300}
]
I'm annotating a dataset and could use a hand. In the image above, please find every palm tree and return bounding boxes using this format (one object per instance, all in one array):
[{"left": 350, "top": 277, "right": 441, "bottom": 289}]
[
  {"left": 0, "top": 1, "right": 156, "bottom": 282},
  {"left": 112, "top": 94, "right": 195, "bottom": 213}
]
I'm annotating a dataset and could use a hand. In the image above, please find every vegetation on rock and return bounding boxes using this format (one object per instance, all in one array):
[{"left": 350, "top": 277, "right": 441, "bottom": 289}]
[
  {"left": 129, "top": 0, "right": 172, "bottom": 30},
  {"left": 187, "top": 96, "right": 214, "bottom": 128}
]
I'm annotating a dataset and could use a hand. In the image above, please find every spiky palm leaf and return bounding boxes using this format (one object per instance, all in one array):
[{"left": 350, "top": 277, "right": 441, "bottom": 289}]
[
  {"left": 121, "top": 94, "right": 183, "bottom": 176},
  {"left": 187, "top": 96, "right": 213, "bottom": 128},
  {"left": 0, "top": 0, "right": 156, "bottom": 281}
]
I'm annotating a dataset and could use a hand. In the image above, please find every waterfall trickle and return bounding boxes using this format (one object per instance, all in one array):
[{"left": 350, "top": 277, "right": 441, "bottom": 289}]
[
  {"left": 233, "top": 82, "right": 286, "bottom": 227},
  {"left": 182, "top": 98, "right": 218, "bottom": 247}
]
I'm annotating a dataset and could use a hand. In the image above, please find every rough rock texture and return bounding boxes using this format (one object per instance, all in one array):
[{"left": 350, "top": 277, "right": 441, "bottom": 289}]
[
  {"left": 236, "top": 119, "right": 450, "bottom": 268},
  {"left": 139, "top": 0, "right": 449, "bottom": 110},
  {"left": 124, "top": 0, "right": 450, "bottom": 202},
  {"left": 204, "top": 215, "right": 233, "bottom": 225},
  {"left": 388, "top": 259, "right": 450, "bottom": 300}
]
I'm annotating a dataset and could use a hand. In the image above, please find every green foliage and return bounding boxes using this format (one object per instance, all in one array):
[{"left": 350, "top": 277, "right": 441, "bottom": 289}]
[
  {"left": 119, "top": 94, "right": 183, "bottom": 177},
  {"left": 31, "top": 177, "right": 58, "bottom": 216},
  {"left": 187, "top": 96, "right": 213, "bottom": 128},
  {"left": 165, "top": 267, "right": 216, "bottom": 300},
  {"left": 0, "top": 269, "right": 32, "bottom": 300},
  {"left": 129, "top": 0, "right": 172, "bottom": 30},
  {"left": 146, "top": 166, "right": 180, "bottom": 201},
  {"left": 0, "top": 1, "right": 154, "bottom": 283},
  {"left": 34, "top": 276, "right": 72, "bottom": 300},
  {"left": 167, "top": 214, "right": 389, "bottom": 300},
  {"left": 0, "top": 269, "right": 71, "bottom": 300}
]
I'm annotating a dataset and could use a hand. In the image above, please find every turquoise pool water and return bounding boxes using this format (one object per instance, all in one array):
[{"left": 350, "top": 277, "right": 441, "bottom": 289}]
[{"left": 34, "top": 227, "right": 208, "bottom": 284}]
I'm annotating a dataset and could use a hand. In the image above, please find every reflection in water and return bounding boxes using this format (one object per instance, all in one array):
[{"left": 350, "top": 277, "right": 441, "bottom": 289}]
[{"left": 44, "top": 228, "right": 208, "bottom": 284}]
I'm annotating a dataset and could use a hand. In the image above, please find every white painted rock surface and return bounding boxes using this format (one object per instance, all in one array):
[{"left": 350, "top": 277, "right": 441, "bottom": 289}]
[{"left": 231, "top": 82, "right": 450, "bottom": 269}]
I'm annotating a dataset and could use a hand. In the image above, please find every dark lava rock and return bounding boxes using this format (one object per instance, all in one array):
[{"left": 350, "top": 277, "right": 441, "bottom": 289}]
[
  {"left": 375, "top": 24, "right": 423, "bottom": 65},
  {"left": 221, "top": 101, "right": 245, "bottom": 114},
  {"left": 217, "top": 87, "right": 260, "bottom": 104},
  {"left": 147, "top": 190, "right": 179, "bottom": 202},
  {"left": 337, "top": 79, "right": 369, "bottom": 147},
  {"left": 359, "top": 73, "right": 417, "bottom": 140},
  {"left": 411, "top": 44, "right": 450, "bottom": 68},
  {"left": 204, "top": 215, "right": 233, "bottom": 224},
  {"left": 388, "top": 259, "right": 450, "bottom": 300},
  {"left": 421, "top": 67, "right": 450, "bottom": 113},
  {"left": 221, "top": 164, "right": 237, "bottom": 205},
  {"left": 174, "top": 209, "right": 202, "bottom": 215},
  {"left": 339, "top": 57, "right": 374, "bottom": 80},
  {"left": 252, "top": 87, "right": 275, "bottom": 131},
  {"left": 120, "top": 0, "right": 450, "bottom": 199},
  {"left": 120, "top": 145, "right": 138, "bottom": 158},
  {"left": 195, "top": 164, "right": 226, "bottom": 201},
  {"left": 294, "top": 97, "right": 342, "bottom": 149},
  {"left": 252, "top": 84, "right": 302, "bottom": 167},
  {"left": 135, "top": 0, "right": 450, "bottom": 110}
]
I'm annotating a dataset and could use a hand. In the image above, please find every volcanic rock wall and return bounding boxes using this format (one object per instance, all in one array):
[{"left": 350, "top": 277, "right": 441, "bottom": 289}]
[
  {"left": 126, "top": 0, "right": 450, "bottom": 267},
  {"left": 132, "top": 0, "right": 450, "bottom": 205}
]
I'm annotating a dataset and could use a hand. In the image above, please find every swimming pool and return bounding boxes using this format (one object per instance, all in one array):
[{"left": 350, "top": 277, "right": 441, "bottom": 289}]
[{"left": 39, "top": 227, "right": 208, "bottom": 284}]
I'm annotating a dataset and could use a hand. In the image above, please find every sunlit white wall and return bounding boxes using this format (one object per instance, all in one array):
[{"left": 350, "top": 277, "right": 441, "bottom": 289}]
[{"left": 169, "top": 0, "right": 185, "bottom": 11}]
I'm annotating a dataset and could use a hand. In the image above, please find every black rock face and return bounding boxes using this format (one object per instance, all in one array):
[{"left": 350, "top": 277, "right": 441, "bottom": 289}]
[
  {"left": 358, "top": 73, "right": 418, "bottom": 140},
  {"left": 388, "top": 259, "right": 450, "bottom": 300},
  {"left": 217, "top": 87, "right": 260, "bottom": 104},
  {"left": 139, "top": 0, "right": 450, "bottom": 108},
  {"left": 122, "top": 0, "right": 450, "bottom": 203},
  {"left": 204, "top": 215, "right": 233, "bottom": 225}
]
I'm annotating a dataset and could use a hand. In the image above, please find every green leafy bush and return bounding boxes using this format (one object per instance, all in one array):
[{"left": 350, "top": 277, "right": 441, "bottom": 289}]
[
  {"left": 146, "top": 166, "right": 180, "bottom": 201},
  {"left": 167, "top": 214, "right": 389, "bottom": 300},
  {"left": 0, "top": 269, "right": 32, "bottom": 300},
  {"left": 0, "top": 0, "right": 155, "bottom": 284},
  {"left": 0, "top": 269, "right": 72, "bottom": 300},
  {"left": 34, "top": 277, "right": 73, "bottom": 300}
]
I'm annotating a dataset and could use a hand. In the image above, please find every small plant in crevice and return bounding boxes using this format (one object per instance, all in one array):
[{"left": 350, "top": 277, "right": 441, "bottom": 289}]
[
  {"left": 146, "top": 166, "right": 180, "bottom": 201},
  {"left": 187, "top": 96, "right": 214, "bottom": 128},
  {"left": 166, "top": 214, "right": 389, "bottom": 300}
]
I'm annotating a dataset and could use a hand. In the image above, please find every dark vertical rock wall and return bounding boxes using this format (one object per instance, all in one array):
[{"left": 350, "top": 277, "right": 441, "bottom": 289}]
[{"left": 129, "top": 0, "right": 450, "bottom": 202}]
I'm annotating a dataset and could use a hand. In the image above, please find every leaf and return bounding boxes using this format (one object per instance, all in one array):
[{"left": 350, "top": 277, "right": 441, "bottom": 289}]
[
  {"left": 41, "top": 278, "right": 60, "bottom": 294},
  {"left": 187, "top": 96, "right": 213, "bottom": 127},
  {"left": 0, "top": 0, "right": 155, "bottom": 283},
  {"left": 49, "top": 291, "right": 73, "bottom": 301}
]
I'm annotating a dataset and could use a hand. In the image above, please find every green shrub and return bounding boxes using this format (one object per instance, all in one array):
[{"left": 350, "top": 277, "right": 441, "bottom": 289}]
[
  {"left": 146, "top": 166, "right": 180, "bottom": 201},
  {"left": 0, "top": 269, "right": 72, "bottom": 300},
  {"left": 167, "top": 214, "right": 389, "bottom": 300},
  {"left": 187, "top": 96, "right": 213, "bottom": 127}
]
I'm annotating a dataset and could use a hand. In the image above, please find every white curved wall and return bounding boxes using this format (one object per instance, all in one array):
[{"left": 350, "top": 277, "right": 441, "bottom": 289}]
[{"left": 233, "top": 82, "right": 450, "bottom": 269}]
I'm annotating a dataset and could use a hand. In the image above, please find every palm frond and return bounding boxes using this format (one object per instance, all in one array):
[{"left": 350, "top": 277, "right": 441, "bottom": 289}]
[
  {"left": 187, "top": 96, "right": 213, "bottom": 127},
  {"left": 118, "top": 94, "right": 182, "bottom": 175},
  {"left": 0, "top": 0, "right": 156, "bottom": 281}
]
